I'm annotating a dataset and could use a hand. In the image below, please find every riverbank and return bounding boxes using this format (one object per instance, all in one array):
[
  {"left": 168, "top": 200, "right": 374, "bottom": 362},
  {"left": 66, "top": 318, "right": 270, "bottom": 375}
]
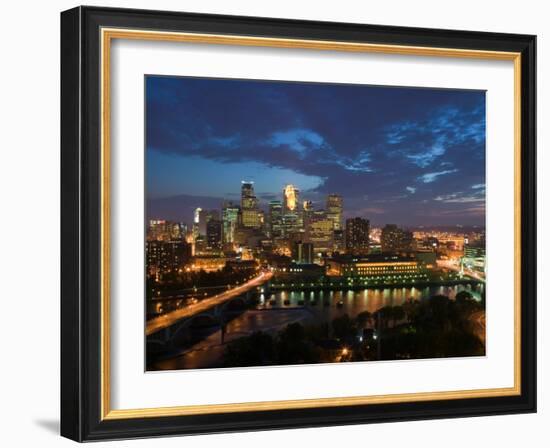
[{"left": 147, "top": 282, "right": 484, "bottom": 370}]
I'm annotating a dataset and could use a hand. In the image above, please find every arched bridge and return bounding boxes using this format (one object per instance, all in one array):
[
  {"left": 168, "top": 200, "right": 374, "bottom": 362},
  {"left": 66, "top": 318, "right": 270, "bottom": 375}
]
[{"left": 146, "top": 270, "right": 273, "bottom": 349}]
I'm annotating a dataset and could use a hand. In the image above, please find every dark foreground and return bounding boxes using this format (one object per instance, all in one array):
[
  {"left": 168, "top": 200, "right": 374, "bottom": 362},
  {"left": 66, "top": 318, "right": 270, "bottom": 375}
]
[{"left": 149, "top": 290, "right": 485, "bottom": 370}]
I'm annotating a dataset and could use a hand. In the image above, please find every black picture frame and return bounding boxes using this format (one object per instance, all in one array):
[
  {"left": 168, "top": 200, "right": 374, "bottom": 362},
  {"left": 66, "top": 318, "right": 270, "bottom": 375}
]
[{"left": 61, "top": 6, "right": 536, "bottom": 442}]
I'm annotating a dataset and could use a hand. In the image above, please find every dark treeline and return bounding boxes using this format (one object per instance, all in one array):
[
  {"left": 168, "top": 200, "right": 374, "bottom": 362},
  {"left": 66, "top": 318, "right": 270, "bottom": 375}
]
[{"left": 222, "top": 291, "right": 485, "bottom": 367}]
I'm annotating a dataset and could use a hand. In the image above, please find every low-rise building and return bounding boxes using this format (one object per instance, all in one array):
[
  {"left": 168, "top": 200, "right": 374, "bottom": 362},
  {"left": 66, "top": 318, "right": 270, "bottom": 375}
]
[{"left": 326, "top": 253, "right": 420, "bottom": 277}]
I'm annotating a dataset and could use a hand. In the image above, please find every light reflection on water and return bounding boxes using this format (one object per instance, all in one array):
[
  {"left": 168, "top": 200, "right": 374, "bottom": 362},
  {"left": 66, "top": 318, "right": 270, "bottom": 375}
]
[
  {"left": 261, "top": 283, "right": 484, "bottom": 322},
  {"left": 149, "top": 283, "right": 484, "bottom": 370}
]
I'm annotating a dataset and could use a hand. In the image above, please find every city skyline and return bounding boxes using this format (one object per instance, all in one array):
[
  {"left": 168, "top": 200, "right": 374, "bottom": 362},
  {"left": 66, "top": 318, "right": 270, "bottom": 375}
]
[
  {"left": 145, "top": 76, "right": 487, "bottom": 371},
  {"left": 146, "top": 76, "right": 486, "bottom": 226}
]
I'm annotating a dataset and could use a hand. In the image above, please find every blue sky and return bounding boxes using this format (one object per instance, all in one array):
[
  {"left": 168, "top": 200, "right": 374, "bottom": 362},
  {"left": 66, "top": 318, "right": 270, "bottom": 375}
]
[{"left": 146, "top": 76, "right": 486, "bottom": 227}]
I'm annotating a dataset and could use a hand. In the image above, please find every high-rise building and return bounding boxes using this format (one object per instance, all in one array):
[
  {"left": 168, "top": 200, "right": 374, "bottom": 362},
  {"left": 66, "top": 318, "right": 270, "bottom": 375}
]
[
  {"left": 306, "top": 210, "right": 334, "bottom": 255},
  {"left": 175, "top": 222, "right": 188, "bottom": 240},
  {"left": 281, "top": 185, "right": 304, "bottom": 236},
  {"left": 345, "top": 217, "right": 370, "bottom": 255},
  {"left": 241, "top": 209, "right": 263, "bottom": 229},
  {"left": 241, "top": 181, "right": 258, "bottom": 210},
  {"left": 268, "top": 200, "right": 283, "bottom": 239},
  {"left": 205, "top": 210, "right": 220, "bottom": 222},
  {"left": 333, "top": 229, "right": 345, "bottom": 252},
  {"left": 147, "top": 219, "right": 168, "bottom": 241},
  {"left": 283, "top": 184, "right": 299, "bottom": 212},
  {"left": 146, "top": 240, "right": 192, "bottom": 278},
  {"left": 381, "top": 224, "right": 414, "bottom": 253},
  {"left": 301, "top": 200, "right": 314, "bottom": 231},
  {"left": 282, "top": 211, "right": 304, "bottom": 238},
  {"left": 240, "top": 181, "right": 261, "bottom": 228},
  {"left": 222, "top": 202, "right": 240, "bottom": 243},
  {"left": 291, "top": 241, "right": 314, "bottom": 264},
  {"left": 147, "top": 220, "right": 187, "bottom": 242},
  {"left": 192, "top": 207, "right": 215, "bottom": 238},
  {"left": 326, "top": 194, "right": 343, "bottom": 231},
  {"left": 206, "top": 219, "right": 222, "bottom": 249}
]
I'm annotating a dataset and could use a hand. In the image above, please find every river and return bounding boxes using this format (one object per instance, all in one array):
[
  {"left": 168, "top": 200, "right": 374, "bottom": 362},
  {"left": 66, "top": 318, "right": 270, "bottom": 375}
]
[{"left": 148, "top": 282, "right": 483, "bottom": 371}]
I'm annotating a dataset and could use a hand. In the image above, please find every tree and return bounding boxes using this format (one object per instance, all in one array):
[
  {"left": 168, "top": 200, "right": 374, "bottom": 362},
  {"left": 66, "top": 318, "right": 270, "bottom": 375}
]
[
  {"left": 276, "top": 323, "right": 321, "bottom": 365},
  {"left": 222, "top": 332, "right": 274, "bottom": 367},
  {"left": 390, "top": 306, "right": 405, "bottom": 327},
  {"left": 332, "top": 314, "right": 356, "bottom": 340},
  {"left": 356, "top": 311, "right": 372, "bottom": 328}
]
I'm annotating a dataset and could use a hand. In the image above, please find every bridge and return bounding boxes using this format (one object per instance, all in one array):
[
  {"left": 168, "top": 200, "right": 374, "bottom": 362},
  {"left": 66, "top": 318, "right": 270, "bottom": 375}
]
[{"left": 146, "top": 271, "right": 273, "bottom": 351}]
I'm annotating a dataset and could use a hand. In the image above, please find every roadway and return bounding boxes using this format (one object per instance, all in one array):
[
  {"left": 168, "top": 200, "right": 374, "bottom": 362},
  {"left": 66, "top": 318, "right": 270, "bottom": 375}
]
[
  {"left": 437, "top": 259, "right": 485, "bottom": 282},
  {"left": 146, "top": 270, "right": 273, "bottom": 336}
]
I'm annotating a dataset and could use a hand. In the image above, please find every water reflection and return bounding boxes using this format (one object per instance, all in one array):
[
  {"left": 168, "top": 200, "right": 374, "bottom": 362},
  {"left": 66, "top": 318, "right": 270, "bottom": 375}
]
[{"left": 260, "top": 283, "right": 483, "bottom": 322}]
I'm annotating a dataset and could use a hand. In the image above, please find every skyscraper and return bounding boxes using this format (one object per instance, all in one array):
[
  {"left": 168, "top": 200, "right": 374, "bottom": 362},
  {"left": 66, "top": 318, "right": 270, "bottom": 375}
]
[
  {"left": 206, "top": 219, "right": 222, "bottom": 249},
  {"left": 381, "top": 224, "right": 414, "bottom": 253},
  {"left": 146, "top": 240, "right": 192, "bottom": 279},
  {"left": 241, "top": 181, "right": 257, "bottom": 209},
  {"left": 240, "top": 181, "right": 261, "bottom": 228},
  {"left": 282, "top": 184, "right": 304, "bottom": 236},
  {"left": 292, "top": 241, "right": 314, "bottom": 264},
  {"left": 193, "top": 207, "right": 211, "bottom": 237},
  {"left": 345, "top": 217, "right": 370, "bottom": 255},
  {"left": 222, "top": 202, "right": 240, "bottom": 243},
  {"left": 306, "top": 210, "right": 334, "bottom": 255},
  {"left": 148, "top": 219, "right": 168, "bottom": 241},
  {"left": 283, "top": 184, "right": 299, "bottom": 212},
  {"left": 326, "top": 194, "right": 343, "bottom": 231},
  {"left": 268, "top": 200, "right": 283, "bottom": 239}
]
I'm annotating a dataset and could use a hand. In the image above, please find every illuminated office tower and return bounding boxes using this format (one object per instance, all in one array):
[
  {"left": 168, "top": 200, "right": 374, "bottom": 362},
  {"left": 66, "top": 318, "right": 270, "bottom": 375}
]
[
  {"left": 306, "top": 210, "right": 334, "bottom": 255},
  {"left": 282, "top": 184, "right": 304, "bottom": 235},
  {"left": 333, "top": 229, "right": 345, "bottom": 252},
  {"left": 241, "top": 181, "right": 258, "bottom": 209},
  {"left": 283, "top": 184, "right": 299, "bottom": 212},
  {"left": 206, "top": 219, "right": 222, "bottom": 249},
  {"left": 326, "top": 194, "right": 343, "bottom": 231},
  {"left": 205, "top": 210, "right": 220, "bottom": 222},
  {"left": 381, "top": 224, "right": 414, "bottom": 253},
  {"left": 146, "top": 240, "right": 192, "bottom": 279},
  {"left": 345, "top": 217, "right": 370, "bottom": 255},
  {"left": 268, "top": 200, "right": 283, "bottom": 239},
  {"left": 193, "top": 207, "right": 208, "bottom": 238},
  {"left": 301, "top": 200, "right": 314, "bottom": 229},
  {"left": 147, "top": 219, "right": 168, "bottom": 241},
  {"left": 222, "top": 202, "right": 240, "bottom": 243},
  {"left": 240, "top": 181, "right": 261, "bottom": 228},
  {"left": 292, "top": 241, "right": 314, "bottom": 264}
]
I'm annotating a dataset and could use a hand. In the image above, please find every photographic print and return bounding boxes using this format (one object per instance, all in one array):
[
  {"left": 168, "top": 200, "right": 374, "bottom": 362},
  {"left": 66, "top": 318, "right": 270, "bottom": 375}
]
[
  {"left": 61, "top": 9, "right": 536, "bottom": 439},
  {"left": 145, "top": 76, "right": 487, "bottom": 371}
]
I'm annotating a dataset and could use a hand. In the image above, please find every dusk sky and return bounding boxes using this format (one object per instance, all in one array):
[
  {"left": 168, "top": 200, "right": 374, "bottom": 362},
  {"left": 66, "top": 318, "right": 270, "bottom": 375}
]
[{"left": 146, "top": 76, "right": 486, "bottom": 227}]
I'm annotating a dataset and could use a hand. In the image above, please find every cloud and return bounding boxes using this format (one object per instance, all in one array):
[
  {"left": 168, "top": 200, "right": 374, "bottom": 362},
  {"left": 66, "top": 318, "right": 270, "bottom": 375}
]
[
  {"left": 333, "top": 150, "right": 372, "bottom": 173},
  {"left": 146, "top": 76, "right": 486, "bottom": 225},
  {"left": 355, "top": 207, "right": 386, "bottom": 215},
  {"left": 267, "top": 129, "right": 324, "bottom": 156},
  {"left": 385, "top": 105, "right": 485, "bottom": 168},
  {"left": 406, "top": 144, "right": 446, "bottom": 168},
  {"left": 434, "top": 189, "right": 485, "bottom": 203},
  {"left": 418, "top": 169, "right": 459, "bottom": 183}
]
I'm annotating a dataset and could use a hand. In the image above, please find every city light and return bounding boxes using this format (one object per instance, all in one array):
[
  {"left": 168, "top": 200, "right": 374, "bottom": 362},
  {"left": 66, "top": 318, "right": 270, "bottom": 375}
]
[{"left": 146, "top": 180, "right": 486, "bottom": 369}]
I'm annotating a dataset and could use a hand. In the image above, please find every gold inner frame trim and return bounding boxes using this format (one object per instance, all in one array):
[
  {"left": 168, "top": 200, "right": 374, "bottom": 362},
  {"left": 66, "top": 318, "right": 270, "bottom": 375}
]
[{"left": 100, "top": 27, "right": 522, "bottom": 420}]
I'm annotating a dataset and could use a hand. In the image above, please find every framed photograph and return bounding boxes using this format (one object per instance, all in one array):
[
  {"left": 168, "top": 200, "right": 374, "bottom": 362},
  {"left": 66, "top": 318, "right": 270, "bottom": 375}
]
[{"left": 61, "top": 6, "right": 536, "bottom": 441}]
